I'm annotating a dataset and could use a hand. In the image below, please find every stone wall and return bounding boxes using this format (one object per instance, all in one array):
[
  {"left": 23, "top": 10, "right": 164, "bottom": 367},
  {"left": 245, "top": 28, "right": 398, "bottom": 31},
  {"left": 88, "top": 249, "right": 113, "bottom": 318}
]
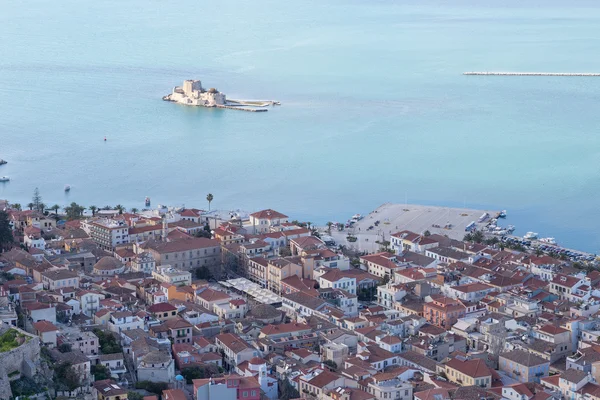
[{"left": 0, "top": 325, "right": 41, "bottom": 399}]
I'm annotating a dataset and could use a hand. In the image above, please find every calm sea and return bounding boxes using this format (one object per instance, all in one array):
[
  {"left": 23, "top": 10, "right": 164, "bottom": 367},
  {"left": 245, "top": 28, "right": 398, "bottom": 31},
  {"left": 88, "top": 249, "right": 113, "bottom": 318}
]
[{"left": 1, "top": 0, "right": 600, "bottom": 252}]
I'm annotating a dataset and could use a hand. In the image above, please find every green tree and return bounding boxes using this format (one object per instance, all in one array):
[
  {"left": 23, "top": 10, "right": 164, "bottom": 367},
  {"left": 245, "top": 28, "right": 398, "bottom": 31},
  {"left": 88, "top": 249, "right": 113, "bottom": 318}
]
[
  {"left": 181, "top": 365, "right": 219, "bottom": 384},
  {"left": 423, "top": 230, "right": 431, "bottom": 236},
  {"left": 206, "top": 193, "right": 214, "bottom": 211},
  {"left": 10, "top": 203, "right": 21, "bottom": 211},
  {"left": 279, "top": 377, "right": 300, "bottom": 400},
  {"left": 115, "top": 204, "right": 125, "bottom": 215},
  {"left": 27, "top": 203, "right": 34, "bottom": 211},
  {"left": 0, "top": 211, "right": 14, "bottom": 251},
  {"left": 51, "top": 204, "right": 60, "bottom": 216},
  {"left": 128, "top": 392, "right": 144, "bottom": 400},
  {"left": 89, "top": 205, "right": 98, "bottom": 216},
  {"left": 92, "top": 328, "right": 122, "bottom": 354},
  {"left": 91, "top": 364, "right": 111, "bottom": 381},
  {"left": 130, "top": 207, "right": 138, "bottom": 214},
  {"left": 65, "top": 202, "right": 85, "bottom": 220},
  {"left": 55, "top": 362, "right": 81, "bottom": 392},
  {"left": 58, "top": 343, "right": 72, "bottom": 353},
  {"left": 326, "top": 222, "right": 333, "bottom": 234},
  {"left": 32, "top": 187, "right": 43, "bottom": 212},
  {"left": 135, "top": 381, "right": 169, "bottom": 395},
  {"left": 194, "top": 224, "right": 212, "bottom": 239}
]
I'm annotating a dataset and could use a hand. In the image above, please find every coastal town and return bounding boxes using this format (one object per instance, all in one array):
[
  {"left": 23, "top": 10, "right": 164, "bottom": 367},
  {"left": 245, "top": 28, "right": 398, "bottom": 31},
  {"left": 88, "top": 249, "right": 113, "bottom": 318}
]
[{"left": 2, "top": 197, "right": 600, "bottom": 400}]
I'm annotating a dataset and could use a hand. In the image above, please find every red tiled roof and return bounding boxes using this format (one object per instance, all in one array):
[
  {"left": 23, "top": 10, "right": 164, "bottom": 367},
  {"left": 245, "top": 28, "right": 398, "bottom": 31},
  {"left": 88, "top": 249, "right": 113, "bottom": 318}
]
[
  {"left": 196, "top": 288, "right": 230, "bottom": 302},
  {"left": 147, "top": 302, "right": 177, "bottom": 313},
  {"left": 445, "top": 357, "right": 491, "bottom": 378},
  {"left": 250, "top": 209, "right": 288, "bottom": 220},
  {"left": 260, "top": 323, "right": 310, "bottom": 336},
  {"left": 33, "top": 320, "right": 59, "bottom": 333}
]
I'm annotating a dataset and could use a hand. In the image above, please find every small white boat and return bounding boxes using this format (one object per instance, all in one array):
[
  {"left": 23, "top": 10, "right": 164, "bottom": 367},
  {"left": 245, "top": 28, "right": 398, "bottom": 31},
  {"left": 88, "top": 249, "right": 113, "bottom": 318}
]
[
  {"left": 524, "top": 232, "right": 538, "bottom": 240},
  {"left": 64, "top": 185, "right": 71, "bottom": 192},
  {"left": 0, "top": 176, "right": 9, "bottom": 182},
  {"left": 351, "top": 214, "right": 362, "bottom": 221},
  {"left": 539, "top": 237, "right": 556, "bottom": 245},
  {"left": 499, "top": 210, "right": 507, "bottom": 218}
]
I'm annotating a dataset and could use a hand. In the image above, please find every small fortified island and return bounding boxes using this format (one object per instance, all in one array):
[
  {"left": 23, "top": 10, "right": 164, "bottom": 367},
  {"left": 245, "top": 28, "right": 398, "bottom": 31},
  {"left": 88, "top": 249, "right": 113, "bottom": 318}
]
[{"left": 163, "top": 79, "right": 279, "bottom": 112}]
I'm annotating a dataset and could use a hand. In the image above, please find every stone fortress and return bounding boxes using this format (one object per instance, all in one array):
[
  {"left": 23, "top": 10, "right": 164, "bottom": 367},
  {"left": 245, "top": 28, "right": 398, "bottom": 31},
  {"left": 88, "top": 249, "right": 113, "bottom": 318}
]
[
  {"left": 0, "top": 324, "right": 41, "bottom": 399},
  {"left": 164, "top": 79, "right": 226, "bottom": 107}
]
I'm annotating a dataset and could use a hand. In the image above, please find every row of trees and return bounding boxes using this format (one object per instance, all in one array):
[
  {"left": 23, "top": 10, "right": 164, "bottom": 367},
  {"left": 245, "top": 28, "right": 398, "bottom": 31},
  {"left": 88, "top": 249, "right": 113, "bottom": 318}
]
[
  {"left": 10, "top": 189, "right": 217, "bottom": 219},
  {"left": 92, "top": 328, "right": 122, "bottom": 354}
]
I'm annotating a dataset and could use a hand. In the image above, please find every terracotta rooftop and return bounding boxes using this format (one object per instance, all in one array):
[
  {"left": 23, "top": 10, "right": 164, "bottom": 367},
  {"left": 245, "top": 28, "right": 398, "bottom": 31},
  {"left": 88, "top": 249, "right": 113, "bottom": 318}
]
[
  {"left": 445, "top": 357, "right": 491, "bottom": 378},
  {"left": 250, "top": 209, "right": 288, "bottom": 220}
]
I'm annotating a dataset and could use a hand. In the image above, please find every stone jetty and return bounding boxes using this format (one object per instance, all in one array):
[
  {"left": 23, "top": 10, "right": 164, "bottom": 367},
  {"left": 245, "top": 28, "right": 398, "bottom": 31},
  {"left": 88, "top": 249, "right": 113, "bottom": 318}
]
[{"left": 464, "top": 72, "right": 600, "bottom": 76}]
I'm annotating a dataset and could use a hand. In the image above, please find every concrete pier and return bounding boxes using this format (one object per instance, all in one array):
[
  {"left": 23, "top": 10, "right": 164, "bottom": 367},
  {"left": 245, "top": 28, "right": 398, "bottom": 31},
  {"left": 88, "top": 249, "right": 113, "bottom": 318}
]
[
  {"left": 464, "top": 72, "right": 600, "bottom": 76},
  {"left": 216, "top": 105, "right": 268, "bottom": 112}
]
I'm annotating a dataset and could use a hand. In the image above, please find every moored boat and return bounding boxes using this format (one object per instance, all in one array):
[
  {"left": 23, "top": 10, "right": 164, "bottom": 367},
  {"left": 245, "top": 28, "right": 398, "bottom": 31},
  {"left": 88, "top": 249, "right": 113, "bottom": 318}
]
[
  {"left": 64, "top": 185, "right": 71, "bottom": 192},
  {"left": 0, "top": 176, "right": 9, "bottom": 182}
]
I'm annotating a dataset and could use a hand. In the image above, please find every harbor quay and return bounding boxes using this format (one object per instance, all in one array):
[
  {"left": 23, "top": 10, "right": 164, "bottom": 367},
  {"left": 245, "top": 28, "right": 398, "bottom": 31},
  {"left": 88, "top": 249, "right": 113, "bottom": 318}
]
[{"left": 323, "top": 203, "right": 498, "bottom": 253}]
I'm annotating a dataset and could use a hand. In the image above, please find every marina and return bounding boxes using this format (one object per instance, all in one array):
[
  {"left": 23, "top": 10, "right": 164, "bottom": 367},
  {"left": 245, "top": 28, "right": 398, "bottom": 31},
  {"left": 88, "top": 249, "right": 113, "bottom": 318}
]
[{"left": 464, "top": 72, "right": 600, "bottom": 76}]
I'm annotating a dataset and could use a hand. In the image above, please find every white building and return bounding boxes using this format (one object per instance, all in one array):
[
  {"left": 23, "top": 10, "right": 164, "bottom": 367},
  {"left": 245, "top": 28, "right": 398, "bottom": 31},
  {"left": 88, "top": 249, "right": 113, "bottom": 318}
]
[
  {"left": 85, "top": 218, "right": 130, "bottom": 250},
  {"left": 132, "top": 252, "right": 156, "bottom": 274},
  {"left": 152, "top": 265, "right": 192, "bottom": 286},
  {"left": 248, "top": 209, "right": 288, "bottom": 234},
  {"left": 167, "top": 80, "right": 226, "bottom": 107},
  {"left": 108, "top": 311, "right": 144, "bottom": 333}
]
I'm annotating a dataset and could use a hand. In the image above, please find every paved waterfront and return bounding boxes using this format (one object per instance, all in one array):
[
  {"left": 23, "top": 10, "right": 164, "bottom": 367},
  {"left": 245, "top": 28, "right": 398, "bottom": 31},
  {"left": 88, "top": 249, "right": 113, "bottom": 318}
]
[{"left": 323, "top": 203, "right": 498, "bottom": 253}]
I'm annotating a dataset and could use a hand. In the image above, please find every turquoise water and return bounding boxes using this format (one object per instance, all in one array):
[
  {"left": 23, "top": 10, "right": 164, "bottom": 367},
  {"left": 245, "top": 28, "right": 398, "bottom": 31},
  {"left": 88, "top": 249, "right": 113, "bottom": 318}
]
[{"left": 1, "top": 0, "right": 600, "bottom": 251}]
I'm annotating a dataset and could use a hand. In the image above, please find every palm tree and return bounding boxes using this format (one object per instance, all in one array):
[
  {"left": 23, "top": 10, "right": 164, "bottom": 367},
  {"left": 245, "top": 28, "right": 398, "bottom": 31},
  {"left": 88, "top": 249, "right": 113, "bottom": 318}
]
[
  {"left": 206, "top": 193, "right": 214, "bottom": 211},
  {"left": 38, "top": 203, "right": 46, "bottom": 213},
  {"left": 326, "top": 222, "right": 333, "bottom": 234},
  {"left": 10, "top": 203, "right": 21, "bottom": 211},
  {"left": 51, "top": 204, "right": 60, "bottom": 216},
  {"left": 130, "top": 207, "right": 138, "bottom": 214},
  {"left": 89, "top": 205, "right": 97, "bottom": 216},
  {"left": 115, "top": 205, "right": 125, "bottom": 215},
  {"left": 27, "top": 203, "right": 34, "bottom": 211}
]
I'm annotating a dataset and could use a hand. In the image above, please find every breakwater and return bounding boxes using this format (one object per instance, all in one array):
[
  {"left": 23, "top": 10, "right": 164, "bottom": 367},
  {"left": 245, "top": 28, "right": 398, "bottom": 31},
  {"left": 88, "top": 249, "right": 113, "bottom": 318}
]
[
  {"left": 464, "top": 72, "right": 600, "bottom": 76},
  {"left": 216, "top": 105, "right": 268, "bottom": 112}
]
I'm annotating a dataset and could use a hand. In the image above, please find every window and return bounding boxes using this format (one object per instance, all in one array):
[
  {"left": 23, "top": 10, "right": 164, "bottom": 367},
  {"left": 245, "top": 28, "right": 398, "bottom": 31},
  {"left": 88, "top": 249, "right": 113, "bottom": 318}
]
[
  {"left": 243, "top": 391, "right": 248, "bottom": 397},
  {"left": 251, "top": 391, "right": 256, "bottom": 396}
]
